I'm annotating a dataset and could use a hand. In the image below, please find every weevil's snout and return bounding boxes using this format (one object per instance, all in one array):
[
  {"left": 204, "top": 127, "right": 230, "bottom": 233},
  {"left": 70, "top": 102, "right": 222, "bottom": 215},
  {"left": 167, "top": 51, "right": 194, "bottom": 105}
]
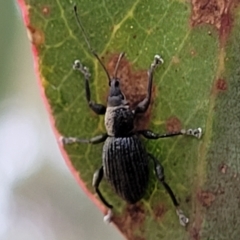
[{"left": 107, "top": 78, "right": 127, "bottom": 107}]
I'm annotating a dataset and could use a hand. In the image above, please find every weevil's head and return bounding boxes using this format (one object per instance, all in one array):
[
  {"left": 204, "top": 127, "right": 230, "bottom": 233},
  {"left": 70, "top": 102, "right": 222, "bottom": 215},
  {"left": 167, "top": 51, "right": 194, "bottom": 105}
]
[
  {"left": 107, "top": 78, "right": 128, "bottom": 107},
  {"left": 106, "top": 52, "right": 129, "bottom": 107}
]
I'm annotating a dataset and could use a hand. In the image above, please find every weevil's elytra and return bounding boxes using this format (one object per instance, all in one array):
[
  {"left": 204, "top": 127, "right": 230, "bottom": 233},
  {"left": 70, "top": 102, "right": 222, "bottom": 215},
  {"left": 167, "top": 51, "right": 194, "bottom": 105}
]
[
  {"left": 103, "top": 135, "right": 149, "bottom": 203},
  {"left": 61, "top": 5, "right": 203, "bottom": 227}
]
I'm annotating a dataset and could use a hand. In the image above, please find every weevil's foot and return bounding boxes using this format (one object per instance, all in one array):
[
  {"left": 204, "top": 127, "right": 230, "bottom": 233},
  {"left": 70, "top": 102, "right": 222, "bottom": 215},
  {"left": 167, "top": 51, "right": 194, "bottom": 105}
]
[
  {"left": 154, "top": 54, "right": 164, "bottom": 64},
  {"left": 59, "top": 136, "right": 66, "bottom": 146},
  {"left": 176, "top": 209, "right": 189, "bottom": 227},
  {"left": 73, "top": 59, "right": 82, "bottom": 70},
  {"left": 73, "top": 60, "right": 91, "bottom": 78},
  {"left": 60, "top": 136, "right": 69, "bottom": 145},
  {"left": 103, "top": 209, "right": 113, "bottom": 224},
  {"left": 181, "top": 127, "right": 202, "bottom": 139},
  {"left": 151, "top": 55, "right": 164, "bottom": 69},
  {"left": 60, "top": 137, "right": 75, "bottom": 145}
]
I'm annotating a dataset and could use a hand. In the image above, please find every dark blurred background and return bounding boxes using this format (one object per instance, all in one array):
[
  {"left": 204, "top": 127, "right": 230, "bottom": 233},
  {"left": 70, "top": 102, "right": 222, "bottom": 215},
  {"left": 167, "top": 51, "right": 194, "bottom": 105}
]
[{"left": 0, "top": 1, "right": 124, "bottom": 239}]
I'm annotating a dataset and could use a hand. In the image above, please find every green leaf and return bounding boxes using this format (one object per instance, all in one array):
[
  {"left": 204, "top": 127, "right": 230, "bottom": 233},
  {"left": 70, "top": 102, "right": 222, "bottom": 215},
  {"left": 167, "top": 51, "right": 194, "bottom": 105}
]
[{"left": 18, "top": 0, "right": 240, "bottom": 239}]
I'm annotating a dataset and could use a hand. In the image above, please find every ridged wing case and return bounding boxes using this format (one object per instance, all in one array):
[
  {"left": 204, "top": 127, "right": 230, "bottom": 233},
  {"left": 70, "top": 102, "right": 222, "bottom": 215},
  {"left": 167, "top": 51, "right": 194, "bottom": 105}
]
[{"left": 103, "top": 135, "right": 149, "bottom": 204}]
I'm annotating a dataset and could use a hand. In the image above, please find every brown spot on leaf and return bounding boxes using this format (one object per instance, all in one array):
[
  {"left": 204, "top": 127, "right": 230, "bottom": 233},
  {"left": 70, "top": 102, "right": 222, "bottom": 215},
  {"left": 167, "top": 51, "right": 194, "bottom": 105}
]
[
  {"left": 166, "top": 117, "right": 182, "bottom": 132},
  {"left": 42, "top": 6, "right": 50, "bottom": 16},
  {"left": 27, "top": 26, "right": 44, "bottom": 46},
  {"left": 107, "top": 54, "right": 156, "bottom": 130},
  {"left": 197, "top": 190, "right": 216, "bottom": 207},
  {"left": 112, "top": 203, "right": 146, "bottom": 240},
  {"left": 190, "top": 227, "right": 200, "bottom": 240},
  {"left": 154, "top": 204, "right": 166, "bottom": 221},
  {"left": 216, "top": 78, "right": 227, "bottom": 91},
  {"left": 190, "top": 0, "right": 238, "bottom": 46}
]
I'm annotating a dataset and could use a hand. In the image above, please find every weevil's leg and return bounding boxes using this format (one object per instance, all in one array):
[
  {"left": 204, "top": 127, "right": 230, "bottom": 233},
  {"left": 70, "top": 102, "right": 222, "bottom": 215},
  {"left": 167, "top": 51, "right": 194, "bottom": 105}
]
[
  {"left": 148, "top": 153, "right": 179, "bottom": 207},
  {"left": 138, "top": 127, "right": 202, "bottom": 139},
  {"left": 148, "top": 153, "right": 189, "bottom": 226},
  {"left": 73, "top": 60, "right": 106, "bottom": 115},
  {"left": 93, "top": 166, "right": 113, "bottom": 223},
  {"left": 61, "top": 133, "right": 108, "bottom": 145},
  {"left": 134, "top": 55, "right": 163, "bottom": 114}
]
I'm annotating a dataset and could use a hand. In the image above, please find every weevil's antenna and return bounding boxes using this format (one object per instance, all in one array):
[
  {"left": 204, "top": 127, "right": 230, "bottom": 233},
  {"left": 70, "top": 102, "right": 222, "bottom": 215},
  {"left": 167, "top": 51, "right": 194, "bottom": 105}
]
[
  {"left": 113, "top": 52, "right": 125, "bottom": 78},
  {"left": 73, "top": 5, "right": 111, "bottom": 85}
]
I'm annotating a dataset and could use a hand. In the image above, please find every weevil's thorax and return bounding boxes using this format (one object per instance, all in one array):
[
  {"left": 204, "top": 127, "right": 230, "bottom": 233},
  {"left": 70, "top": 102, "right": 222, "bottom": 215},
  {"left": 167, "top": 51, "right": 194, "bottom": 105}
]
[
  {"left": 105, "top": 78, "right": 134, "bottom": 137},
  {"left": 105, "top": 105, "right": 134, "bottom": 137}
]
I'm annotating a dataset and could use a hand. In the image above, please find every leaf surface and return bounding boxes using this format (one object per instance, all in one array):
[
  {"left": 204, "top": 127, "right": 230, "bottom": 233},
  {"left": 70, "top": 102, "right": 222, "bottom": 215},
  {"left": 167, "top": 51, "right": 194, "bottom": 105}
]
[{"left": 18, "top": 0, "right": 240, "bottom": 239}]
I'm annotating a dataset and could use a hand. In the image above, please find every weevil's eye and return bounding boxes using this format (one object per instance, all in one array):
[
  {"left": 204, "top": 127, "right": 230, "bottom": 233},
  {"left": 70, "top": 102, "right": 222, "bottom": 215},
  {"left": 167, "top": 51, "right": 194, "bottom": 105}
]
[
  {"left": 114, "top": 81, "right": 119, "bottom": 87},
  {"left": 110, "top": 79, "right": 120, "bottom": 88}
]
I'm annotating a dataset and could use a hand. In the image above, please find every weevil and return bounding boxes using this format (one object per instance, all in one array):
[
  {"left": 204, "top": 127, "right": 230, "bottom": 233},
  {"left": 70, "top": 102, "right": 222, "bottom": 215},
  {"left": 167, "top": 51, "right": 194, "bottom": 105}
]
[{"left": 61, "top": 5, "right": 202, "bottom": 226}]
